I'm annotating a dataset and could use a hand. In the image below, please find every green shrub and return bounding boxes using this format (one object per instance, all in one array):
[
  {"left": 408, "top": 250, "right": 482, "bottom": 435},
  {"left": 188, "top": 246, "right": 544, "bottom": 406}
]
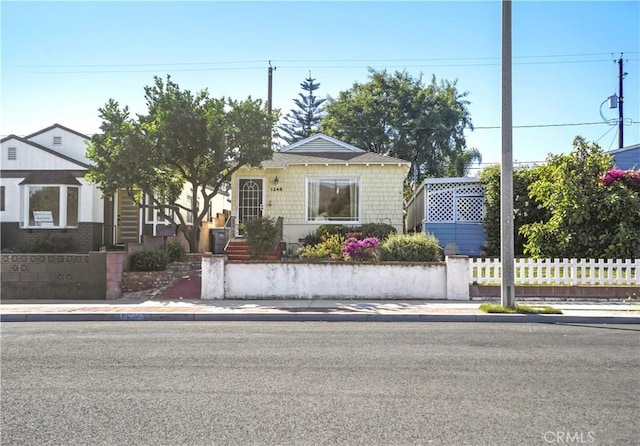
[
  {"left": 27, "top": 235, "right": 76, "bottom": 253},
  {"left": 244, "top": 217, "right": 278, "bottom": 260},
  {"left": 129, "top": 249, "right": 169, "bottom": 271},
  {"left": 378, "top": 232, "right": 443, "bottom": 262},
  {"left": 360, "top": 222, "right": 397, "bottom": 241},
  {"left": 298, "top": 233, "right": 345, "bottom": 259},
  {"left": 166, "top": 241, "right": 186, "bottom": 262}
]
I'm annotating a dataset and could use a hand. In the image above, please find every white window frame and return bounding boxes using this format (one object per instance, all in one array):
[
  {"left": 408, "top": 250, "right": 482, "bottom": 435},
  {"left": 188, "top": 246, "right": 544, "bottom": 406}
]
[
  {"left": 305, "top": 176, "right": 361, "bottom": 224},
  {"left": 144, "top": 195, "right": 174, "bottom": 225},
  {"left": 20, "top": 184, "right": 80, "bottom": 229}
]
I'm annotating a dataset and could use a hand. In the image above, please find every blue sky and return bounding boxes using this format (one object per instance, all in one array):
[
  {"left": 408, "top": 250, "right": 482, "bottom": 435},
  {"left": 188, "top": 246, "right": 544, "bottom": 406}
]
[{"left": 2, "top": 1, "right": 639, "bottom": 170}]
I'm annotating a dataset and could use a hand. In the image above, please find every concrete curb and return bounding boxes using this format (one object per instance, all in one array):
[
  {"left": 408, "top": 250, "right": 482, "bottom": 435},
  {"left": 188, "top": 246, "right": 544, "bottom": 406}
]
[{"left": 2, "top": 313, "right": 639, "bottom": 324}]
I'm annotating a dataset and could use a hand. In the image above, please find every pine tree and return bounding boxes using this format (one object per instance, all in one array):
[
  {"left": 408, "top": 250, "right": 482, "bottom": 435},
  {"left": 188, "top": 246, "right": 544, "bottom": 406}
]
[{"left": 278, "top": 74, "right": 326, "bottom": 145}]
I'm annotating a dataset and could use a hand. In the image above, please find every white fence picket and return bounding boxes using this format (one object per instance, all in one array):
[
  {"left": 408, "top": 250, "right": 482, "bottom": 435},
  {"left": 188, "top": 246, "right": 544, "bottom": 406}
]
[{"left": 469, "top": 257, "right": 639, "bottom": 286}]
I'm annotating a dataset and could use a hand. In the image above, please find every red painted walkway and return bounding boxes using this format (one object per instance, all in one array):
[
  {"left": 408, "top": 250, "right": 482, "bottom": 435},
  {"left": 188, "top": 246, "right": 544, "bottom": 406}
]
[{"left": 161, "top": 270, "right": 201, "bottom": 299}]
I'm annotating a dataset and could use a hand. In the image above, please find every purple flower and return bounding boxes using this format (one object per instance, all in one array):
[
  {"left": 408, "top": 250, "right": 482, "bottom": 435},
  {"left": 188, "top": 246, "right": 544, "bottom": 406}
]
[{"left": 340, "top": 237, "right": 380, "bottom": 261}]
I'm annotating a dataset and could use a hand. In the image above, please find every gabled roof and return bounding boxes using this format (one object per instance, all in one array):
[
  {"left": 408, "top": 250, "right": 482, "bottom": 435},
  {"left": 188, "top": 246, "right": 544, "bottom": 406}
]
[
  {"left": 281, "top": 133, "right": 367, "bottom": 153},
  {"left": 261, "top": 133, "right": 410, "bottom": 168},
  {"left": 24, "top": 123, "right": 90, "bottom": 140},
  {"left": 1, "top": 134, "right": 90, "bottom": 169}
]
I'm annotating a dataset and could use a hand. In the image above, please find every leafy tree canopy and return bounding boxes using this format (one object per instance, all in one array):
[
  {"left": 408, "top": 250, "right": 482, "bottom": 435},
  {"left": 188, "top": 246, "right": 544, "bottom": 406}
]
[
  {"left": 87, "top": 75, "right": 277, "bottom": 252},
  {"left": 479, "top": 164, "right": 549, "bottom": 257},
  {"left": 519, "top": 136, "right": 640, "bottom": 259},
  {"left": 320, "top": 68, "right": 481, "bottom": 186},
  {"left": 278, "top": 74, "right": 326, "bottom": 145}
]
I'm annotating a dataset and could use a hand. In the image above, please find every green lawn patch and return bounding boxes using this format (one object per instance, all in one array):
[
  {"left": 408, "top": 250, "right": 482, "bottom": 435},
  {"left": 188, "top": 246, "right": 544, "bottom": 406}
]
[{"left": 479, "top": 303, "right": 563, "bottom": 314}]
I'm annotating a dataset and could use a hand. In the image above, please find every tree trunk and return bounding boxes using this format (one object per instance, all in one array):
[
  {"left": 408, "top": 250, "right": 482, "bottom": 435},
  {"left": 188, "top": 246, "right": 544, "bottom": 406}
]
[{"left": 182, "top": 224, "right": 200, "bottom": 253}]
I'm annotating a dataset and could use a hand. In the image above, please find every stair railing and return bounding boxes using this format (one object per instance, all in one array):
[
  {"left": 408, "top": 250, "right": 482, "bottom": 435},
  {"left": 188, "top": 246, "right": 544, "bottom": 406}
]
[{"left": 223, "top": 215, "right": 235, "bottom": 251}]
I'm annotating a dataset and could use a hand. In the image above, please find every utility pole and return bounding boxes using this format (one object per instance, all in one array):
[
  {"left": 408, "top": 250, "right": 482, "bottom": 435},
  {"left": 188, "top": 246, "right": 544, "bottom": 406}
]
[
  {"left": 617, "top": 55, "right": 625, "bottom": 149},
  {"left": 501, "top": 0, "right": 515, "bottom": 308},
  {"left": 268, "top": 61, "right": 274, "bottom": 115}
]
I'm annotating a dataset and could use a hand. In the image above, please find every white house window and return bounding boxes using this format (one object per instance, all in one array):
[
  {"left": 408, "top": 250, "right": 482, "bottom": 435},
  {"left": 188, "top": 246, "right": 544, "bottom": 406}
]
[
  {"left": 24, "top": 185, "right": 79, "bottom": 228},
  {"left": 307, "top": 178, "right": 360, "bottom": 223},
  {"left": 53, "top": 136, "right": 62, "bottom": 145},
  {"left": 186, "top": 194, "right": 194, "bottom": 224},
  {"left": 8, "top": 147, "right": 17, "bottom": 160},
  {"left": 144, "top": 196, "right": 173, "bottom": 224}
]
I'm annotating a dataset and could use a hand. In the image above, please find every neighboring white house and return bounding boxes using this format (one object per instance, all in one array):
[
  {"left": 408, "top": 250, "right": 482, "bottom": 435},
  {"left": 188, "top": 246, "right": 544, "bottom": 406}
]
[
  {"left": 230, "top": 133, "right": 410, "bottom": 250},
  {"left": 1, "top": 124, "right": 231, "bottom": 252},
  {"left": 1, "top": 124, "right": 105, "bottom": 252}
]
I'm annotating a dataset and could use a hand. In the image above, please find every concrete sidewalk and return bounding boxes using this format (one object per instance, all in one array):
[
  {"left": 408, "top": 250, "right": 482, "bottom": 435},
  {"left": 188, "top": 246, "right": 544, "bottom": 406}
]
[{"left": 2, "top": 298, "right": 639, "bottom": 324}]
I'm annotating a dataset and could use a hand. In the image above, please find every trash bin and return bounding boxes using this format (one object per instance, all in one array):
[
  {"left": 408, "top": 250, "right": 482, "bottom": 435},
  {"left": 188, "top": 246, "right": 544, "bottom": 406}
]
[{"left": 210, "top": 228, "right": 228, "bottom": 254}]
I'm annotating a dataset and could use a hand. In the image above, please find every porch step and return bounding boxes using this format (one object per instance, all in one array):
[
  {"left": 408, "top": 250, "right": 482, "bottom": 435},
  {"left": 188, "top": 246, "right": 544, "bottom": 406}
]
[{"left": 224, "top": 239, "right": 281, "bottom": 261}]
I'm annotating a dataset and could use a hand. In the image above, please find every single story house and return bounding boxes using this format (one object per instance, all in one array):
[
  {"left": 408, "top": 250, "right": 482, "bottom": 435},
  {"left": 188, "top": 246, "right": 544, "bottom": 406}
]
[
  {"left": 229, "top": 133, "right": 410, "bottom": 253},
  {"left": 1, "top": 124, "right": 230, "bottom": 253}
]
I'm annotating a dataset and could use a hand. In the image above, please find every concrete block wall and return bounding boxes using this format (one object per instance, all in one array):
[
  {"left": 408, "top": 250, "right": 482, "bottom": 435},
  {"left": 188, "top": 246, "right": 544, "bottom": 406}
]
[
  {"left": 201, "top": 255, "right": 470, "bottom": 300},
  {"left": 1, "top": 252, "right": 107, "bottom": 300}
]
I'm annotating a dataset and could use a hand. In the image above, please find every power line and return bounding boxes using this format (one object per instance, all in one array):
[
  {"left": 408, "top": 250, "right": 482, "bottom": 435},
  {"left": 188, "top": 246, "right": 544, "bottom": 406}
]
[
  {"left": 10, "top": 51, "right": 639, "bottom": 69},
  {"left": 9, "top": 56, "right": 639, "bottom": 74},
  {"left": 4, "top": 120, "right": 638, "bottom": 139}
]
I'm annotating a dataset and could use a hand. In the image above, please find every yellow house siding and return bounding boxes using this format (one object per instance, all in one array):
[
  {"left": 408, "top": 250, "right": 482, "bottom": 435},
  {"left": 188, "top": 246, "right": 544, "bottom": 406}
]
[{"left": 232, "top": 163, "right": 408, "bottom": 244}]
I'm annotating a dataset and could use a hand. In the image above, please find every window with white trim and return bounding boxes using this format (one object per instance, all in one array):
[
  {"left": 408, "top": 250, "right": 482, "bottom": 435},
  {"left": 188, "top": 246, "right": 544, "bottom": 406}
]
[
  {"left": 306, "top": 177, "right": 360, "bottom": 223},
  {"left": 21, "top": 185, "right": 79, "bottom": 228},
  {"left": 186, "top": 194, "right": 194, "bottom": 224},
  {"left": 144, "top": 197, "right": 173, "bottom": 224}
]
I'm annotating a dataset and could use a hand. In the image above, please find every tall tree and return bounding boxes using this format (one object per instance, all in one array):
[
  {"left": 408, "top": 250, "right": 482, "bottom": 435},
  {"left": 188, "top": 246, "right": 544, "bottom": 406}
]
[
  {"left": 520, "top": 136, "right": 640, "bottom": 259},
  {"left": 320, "top": 69, "right": 480, "bottom": 185},
  {"left": 278, "top": 74, "right": 326, "bottom": 144},
  {"left": 87, "top": 75, "right": 276, "bottom": 252}
]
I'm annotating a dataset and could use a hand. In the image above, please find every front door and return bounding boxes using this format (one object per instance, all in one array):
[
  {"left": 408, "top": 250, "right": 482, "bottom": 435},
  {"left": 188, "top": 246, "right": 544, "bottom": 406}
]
[
  {"left": 237, "top": 179, "right": 264, "bottom": 235},
  {"left": 116, "top": 189, "right": 141, "bottom": 244}
]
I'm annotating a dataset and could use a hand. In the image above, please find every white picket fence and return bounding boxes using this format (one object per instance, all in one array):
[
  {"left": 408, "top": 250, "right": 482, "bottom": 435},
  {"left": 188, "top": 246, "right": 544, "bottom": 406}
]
[{"left": 469, "top": 258, "right": 639, "bottom": 286}]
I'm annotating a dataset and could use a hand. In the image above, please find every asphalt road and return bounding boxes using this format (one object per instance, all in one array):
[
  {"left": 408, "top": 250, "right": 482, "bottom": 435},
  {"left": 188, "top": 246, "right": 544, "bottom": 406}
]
[{"left": 1, "top": 322, "right": 639, "bottom": 446}]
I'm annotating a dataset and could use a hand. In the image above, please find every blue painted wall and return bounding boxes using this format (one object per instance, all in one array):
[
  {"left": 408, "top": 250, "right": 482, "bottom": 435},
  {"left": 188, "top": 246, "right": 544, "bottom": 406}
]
[
  {"left": 424, "top": 222, "right": 485, "bottom": 256},
  {"left": 611, "top": 147, "right": 639, "bottom": 170}
]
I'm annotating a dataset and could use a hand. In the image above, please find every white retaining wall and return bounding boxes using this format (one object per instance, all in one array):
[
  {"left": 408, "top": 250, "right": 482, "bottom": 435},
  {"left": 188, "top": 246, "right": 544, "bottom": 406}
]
[{"left": 202, "top": 255, "right": 470, "bottom": 300}]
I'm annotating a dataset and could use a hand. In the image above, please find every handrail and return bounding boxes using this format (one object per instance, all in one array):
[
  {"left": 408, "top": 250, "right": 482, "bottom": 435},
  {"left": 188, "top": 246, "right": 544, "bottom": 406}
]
[{"left": 223, "top": 215, "right": 235, "bottom": 251}]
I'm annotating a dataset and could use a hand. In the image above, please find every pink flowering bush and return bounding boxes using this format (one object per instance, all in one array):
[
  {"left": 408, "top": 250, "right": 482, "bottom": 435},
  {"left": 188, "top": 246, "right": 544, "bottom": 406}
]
[
  {"left": 340, "top": 237, "right": 380, "bottom": 261},
  {"left": 602, "top": 168, "right": 640, "bottom": 192}
]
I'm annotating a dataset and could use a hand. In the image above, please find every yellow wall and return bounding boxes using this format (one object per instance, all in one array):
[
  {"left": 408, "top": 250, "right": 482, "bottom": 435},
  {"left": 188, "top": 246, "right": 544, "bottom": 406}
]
[{"left": 232, "top": 163, "right": 408, "bottom": 245}]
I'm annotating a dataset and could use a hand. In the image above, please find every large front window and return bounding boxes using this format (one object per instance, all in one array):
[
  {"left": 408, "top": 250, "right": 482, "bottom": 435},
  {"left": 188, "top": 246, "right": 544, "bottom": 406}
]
[
  {"left": 307, "top": 178, "right": 360, "bottom": 223},
  {"left": 25, "top": 185, "right": 79, "bottom": 228}
]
